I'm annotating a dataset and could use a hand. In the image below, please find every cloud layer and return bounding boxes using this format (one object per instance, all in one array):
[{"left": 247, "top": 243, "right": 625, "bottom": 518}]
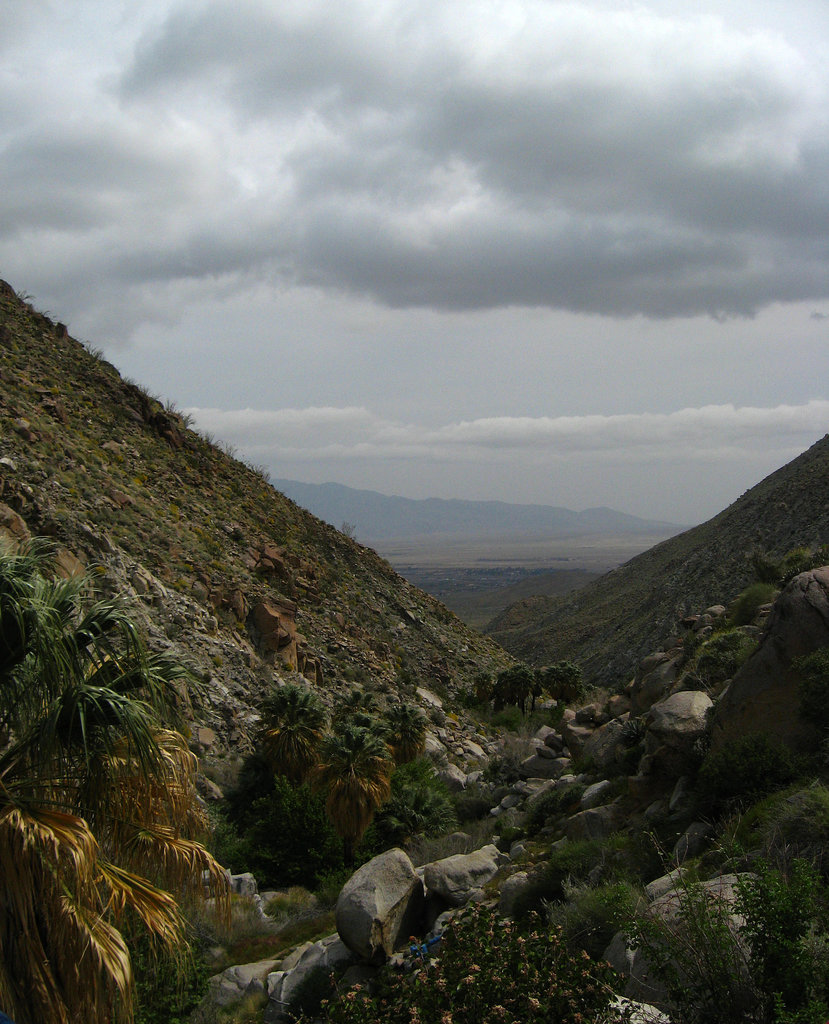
[
  {"left": 2, "top": 0, "right": 829, "bottom": 334},
  {"left": 190, "top": 399, "right": 829, "bottom": 463}
]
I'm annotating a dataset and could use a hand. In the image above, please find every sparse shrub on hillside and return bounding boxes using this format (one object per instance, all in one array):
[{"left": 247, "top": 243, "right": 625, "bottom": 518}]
[
  {"left": 728, "top": 583, "right": 778, "bottom": 626},
  {"left": 692, "top": 629, "right": 757, "bottom": 690},
  {"left": 696, "top": 734, "right": 804, "bottom": 815},
  {"left": 307, "top": 903, "right": 621, "bottom": 1024},
  {"left": 796, "top": 647, "right": 829, "bottom": 734}
]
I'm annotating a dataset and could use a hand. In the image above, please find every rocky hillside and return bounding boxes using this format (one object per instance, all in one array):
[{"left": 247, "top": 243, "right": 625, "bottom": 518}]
[
  {"left": 0, "top": 280, "right": 512, "bottom": 786},
  {"left": 487, "top": 433, "right": 829, "bottom": 687}
]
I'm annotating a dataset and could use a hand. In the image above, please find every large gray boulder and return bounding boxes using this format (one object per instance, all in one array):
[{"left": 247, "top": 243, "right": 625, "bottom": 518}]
[
  {"left": 710, "top": 567, "right": 829, "bottom": 751},
  {"left": 208, "top": 958, "right": 280, "bottom": 1008},
  {"left": 645, "top": 690, "right": 712, "bottom": 774},
  {"left": 582, "top": 715, "right": 631, "bottom": 772},
  {"left": 423, "top": 844, "right": 503, "bottom": 907},
  {"left": 265, "top": 935, "right": 357, "bottom": 1023},
  {"left": 335, "top": 849, "right": 425, "bottom": 963}
]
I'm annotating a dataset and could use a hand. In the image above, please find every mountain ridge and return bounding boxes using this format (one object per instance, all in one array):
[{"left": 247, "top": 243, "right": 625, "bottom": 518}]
[{"left": 273, "top": 477, "right": 685, "bottom": 542}]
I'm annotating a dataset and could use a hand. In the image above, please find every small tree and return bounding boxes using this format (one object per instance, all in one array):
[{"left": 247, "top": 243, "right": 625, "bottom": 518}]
[
  {"left": 492, "top": 664, "right": 534, "bottom": 713},
  {"left": 311, "top": 724, "right": 393, "bottom": 864},
  {"left": 260, "top": 682, "right": 327, "bottom": 783},
  {"left": 383, "top": 701, "right": 427, "bottom": 764}
]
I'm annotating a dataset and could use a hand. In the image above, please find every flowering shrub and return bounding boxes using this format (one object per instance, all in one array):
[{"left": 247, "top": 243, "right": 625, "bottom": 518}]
[{"left": 313, "top": 903, "right": 622, "bottom": 1024}]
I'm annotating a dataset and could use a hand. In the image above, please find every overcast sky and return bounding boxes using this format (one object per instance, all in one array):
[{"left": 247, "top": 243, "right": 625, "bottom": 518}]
[{"left": 2, "top": 0, "right": 828, "bottom": 524}]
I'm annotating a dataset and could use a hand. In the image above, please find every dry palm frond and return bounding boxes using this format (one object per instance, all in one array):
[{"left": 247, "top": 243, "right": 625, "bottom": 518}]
[{"left": 0, "top": 801, "right": 130, "bottom": 1024}]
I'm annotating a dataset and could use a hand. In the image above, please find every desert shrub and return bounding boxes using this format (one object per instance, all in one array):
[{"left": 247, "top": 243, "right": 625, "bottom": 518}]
[
  {"left": 489, "top": 705, "right": 523, "bottom": 731},
  {"left": 309, "top": 903, "right": 621, "bottom": 1024},
  {"left": 796, "top": 647, "right": 829, "bottom": 734},
  {"left": 737, "top": 860, "right": 829, "bottom": 1020},
  {"left": 133, "top": 931, "right": 210, "bottom": 1024},
  {"left": 525, "top": 783, "right": 587, "bottom": 834},
  {"left": 751, "top": 550, "right": 784, "bottom": 584},
  {"left": 546, "top": 879, "right": 640, "bottom": 958},
  {"left": 693, "top": 629, "right": 757, "bottom": 689},
  {"left": 453, "top": 782, "right": 496, "bottom": 823},
  {"left": 738, "top": 784, "right": 829, "bottom": 880},
  {"left": 696, "top": 733, "right": 803, "bottom": 815},
  {"left": 513, "top": 837, "right": 620, "bottom": 918},
  {"left": 630, "top": 860, "right": 829, "bottom": 1024},
  {"left": 779, "top": 545, "right": 829, "bottom": 585},
  {"left": 728, "top": 582, "right": 778, "bottom": 626}
]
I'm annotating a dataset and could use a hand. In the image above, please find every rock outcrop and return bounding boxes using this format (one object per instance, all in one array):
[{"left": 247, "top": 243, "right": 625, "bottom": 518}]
[{"left": 710, "top": 567, "right": 829, "bottom": 750}]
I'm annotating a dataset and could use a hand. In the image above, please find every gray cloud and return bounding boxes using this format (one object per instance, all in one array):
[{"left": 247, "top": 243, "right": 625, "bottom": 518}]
[{"left": 110, "top": 0, "right": 829, "bottom": 318}]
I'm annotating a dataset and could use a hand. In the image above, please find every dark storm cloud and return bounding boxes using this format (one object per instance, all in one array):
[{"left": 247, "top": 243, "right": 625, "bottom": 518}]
[{"left": 113, "top": 0, "right": 829, "bottom": 318}]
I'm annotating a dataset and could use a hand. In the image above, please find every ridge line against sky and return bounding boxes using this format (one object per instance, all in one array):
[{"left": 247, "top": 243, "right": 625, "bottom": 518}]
[{"left": 2, "top": 0, "right": 828, "bottom": 522}]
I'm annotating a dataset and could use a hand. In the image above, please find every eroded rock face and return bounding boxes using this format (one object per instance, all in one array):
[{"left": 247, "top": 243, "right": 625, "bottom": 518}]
[
  {"left": 710, "top": 567, "right": 829, "bottom": 751},
  {"left": 335, "top": 849, "right": 424, "bottom": 963}
]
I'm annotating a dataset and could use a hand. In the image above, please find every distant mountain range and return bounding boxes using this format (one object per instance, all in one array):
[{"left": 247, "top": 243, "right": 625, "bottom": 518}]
[{"left": 273, "top": 479, "right": 685, "bottom": 543}]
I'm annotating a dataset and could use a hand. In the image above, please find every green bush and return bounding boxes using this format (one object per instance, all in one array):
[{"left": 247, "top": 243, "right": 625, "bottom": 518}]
[
  {"left": 308, "top": 903, "right": 621, "bottom": 1024},
  {"left": 546, "top": 879, "right": 640, "bottom": 959},
  {"left": 630, "top": 860, "right": 829, "bottom": 1024},
  {"left": 525, "top": 783, "right": 587, "bottom": 835},
  {"left": 728, "top": 583, "right": 778, "bottom": 627},
  {"left": 513, "top": 837, "right": 616, "bottom": 918},
  {"left": 219, "top": 757, "right": 344, "bottom": 888},
  {"left": 693, "top": 629, "right": 757, "bottom": 689},
  {"left": 696, "top": 734, "right": 803, "bottom": 815}
]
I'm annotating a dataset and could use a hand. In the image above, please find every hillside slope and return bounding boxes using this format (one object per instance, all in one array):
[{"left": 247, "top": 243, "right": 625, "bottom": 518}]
[
  {"left": 0, "top": 281, "right": 512, "bottom": 783},
  {"left": 487, "top": 433, "right": 829, "bottom": 687}
]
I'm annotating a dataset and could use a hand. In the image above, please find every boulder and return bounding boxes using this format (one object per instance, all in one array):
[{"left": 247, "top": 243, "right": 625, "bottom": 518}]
[
  {"left": 580, "top": 779, "right": 615, "bottom": 810},
  {"left": 208, "top": 958, "right": 280, "bottom": 1008},
  {"left": 335, "top": 849, "right": 424, "bottom": 963},
  {"left": 437, "top": 762, "right": 468, "bottom": 791},
  {"left": 582, "top": 715, "right": 631, "bottom": 772},
  {"left": 265, "top": 935, "right": 357, "bottom": 1022},
  {"left": 710, "top": 567, "right": 829, "bottom": 751},
  {"left": 645, "top": 690, "right": 712, "bottom": 774},
  {"left": 561, "top": 720, "right": 595, "bottom": 759},
  {"left": 519, "top": 753, "right": 570, "bottom": 779},
  {"left": 631, "top": 654, "right": 682, "bottom": 716},
  {"left": 423, "top": 844, "right": 503, "bottom": 907},
  {"left": 564, "top": 801, "right": 625, "bottom": 841}
]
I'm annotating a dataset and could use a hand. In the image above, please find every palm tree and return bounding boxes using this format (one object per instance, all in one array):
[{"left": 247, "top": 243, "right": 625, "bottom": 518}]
[
  {"left": 383, "top": 701, "right": 427, "bottom": 765},
  {"left": 0, "top": 542, "right": 228, "bottom": 1024},
  {"left": 311, "top": 723, "right": 393, "bottom": 864},
  {"left": 260, "top": 682, "right": 327, "bottom": 783}
]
